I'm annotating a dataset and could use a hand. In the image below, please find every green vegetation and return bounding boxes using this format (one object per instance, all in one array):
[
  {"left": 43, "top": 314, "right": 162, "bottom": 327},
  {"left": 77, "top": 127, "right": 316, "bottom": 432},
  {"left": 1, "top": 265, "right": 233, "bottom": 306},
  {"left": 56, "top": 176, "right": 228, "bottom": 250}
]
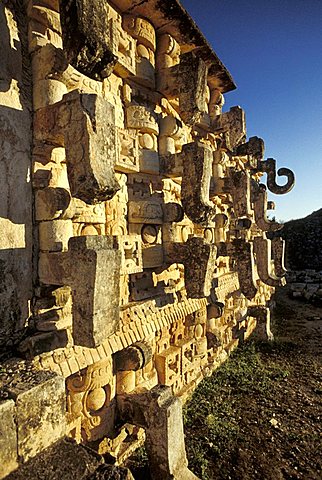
[{"left": 183, "top": 341, "right": 290, "bottom": 479}]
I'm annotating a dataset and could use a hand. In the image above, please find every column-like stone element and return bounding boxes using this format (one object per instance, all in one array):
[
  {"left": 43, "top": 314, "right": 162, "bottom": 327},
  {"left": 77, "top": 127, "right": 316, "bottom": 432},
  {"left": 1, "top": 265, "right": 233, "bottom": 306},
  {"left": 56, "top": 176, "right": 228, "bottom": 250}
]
[
  {"left": 251, "top": 181, "right": 283, "bottom": 232},
  {"left": 271, "top": 237, "right": 287, "bottom": 277},
  {"left": 247, "top": 306, "right": 273, "bottom": 341},
  {"left": 0, "top": 400, "right": 18, "bottom": 479},
  {"left": 6, "top": 371, "right": 66, "bottom": 463},
  {"left": 212, "top": 106, "right": 246, "bottom": 150},
  {"left": 59, "top": 0, "right": 118, "bottom": 79},
  {"left": 119, "top": 385, "right": 199, "bottom": 480},
  {"left": 114, "top": 343, "right": 153, "bottom": 371},
  {"left": 257, "top": 158, "right": 295, "bottom": 194},
  {"left": 253, "top": 236, "right": 286, "bottom": 287},
  {"left": 181, "top": 142, "right": 216, "bottom": 226},
  {"left": 166, "top": 237, "right": 217, "bottom": 298},
  {"left": 157, "top": 51, "right": 208, "bottom": 125},
  {"left": 232, "top": 239, "right": 258, "bottom": 300},
  {"left": 230, "top": 169, "right": 252, "bottom": 219},
  {"left": 39, "top": 236, "right": 121, "bottom": 347},
  {"left": 34, "top": 90, "right": 120, "bottom": 204}
]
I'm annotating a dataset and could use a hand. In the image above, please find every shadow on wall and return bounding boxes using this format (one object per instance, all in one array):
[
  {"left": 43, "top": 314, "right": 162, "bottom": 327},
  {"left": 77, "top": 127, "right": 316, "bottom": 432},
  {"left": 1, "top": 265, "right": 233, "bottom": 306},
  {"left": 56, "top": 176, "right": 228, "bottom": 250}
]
[{"left": 0, "top": 2, "right": 33, "bottom": 349}]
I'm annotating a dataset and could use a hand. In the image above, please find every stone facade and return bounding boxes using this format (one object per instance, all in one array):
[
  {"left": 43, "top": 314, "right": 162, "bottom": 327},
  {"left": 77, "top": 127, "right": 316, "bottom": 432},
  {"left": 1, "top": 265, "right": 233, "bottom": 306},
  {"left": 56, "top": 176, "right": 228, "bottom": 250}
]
[{"left": 0, "top": 1, "right": 295, "bottom": 478}]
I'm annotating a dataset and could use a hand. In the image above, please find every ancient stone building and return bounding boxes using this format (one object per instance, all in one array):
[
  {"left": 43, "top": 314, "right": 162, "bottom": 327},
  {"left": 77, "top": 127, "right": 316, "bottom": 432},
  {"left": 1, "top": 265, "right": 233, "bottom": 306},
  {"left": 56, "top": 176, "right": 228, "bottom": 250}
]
[{"left": 0, "top": 0, "right": 295, "bottom": 478}]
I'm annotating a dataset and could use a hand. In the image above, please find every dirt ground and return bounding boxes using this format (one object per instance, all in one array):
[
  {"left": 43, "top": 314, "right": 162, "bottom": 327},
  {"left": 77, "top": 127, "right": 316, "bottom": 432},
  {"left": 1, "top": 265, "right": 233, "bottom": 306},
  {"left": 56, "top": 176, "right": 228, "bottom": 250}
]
[{"left": 128, "top": 286, "right": 322, "bottom": 479}]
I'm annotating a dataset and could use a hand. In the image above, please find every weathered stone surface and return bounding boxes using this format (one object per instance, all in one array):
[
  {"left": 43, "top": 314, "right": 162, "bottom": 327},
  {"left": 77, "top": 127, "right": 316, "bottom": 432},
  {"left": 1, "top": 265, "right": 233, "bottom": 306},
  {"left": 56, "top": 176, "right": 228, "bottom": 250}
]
[
  {"left": 181, "top": 142, "right": 216, "bottom": 226},
  {"left": 258, "top": 158, "right": 295, "bottom": 195},
  {"left": 5, "top": 370, "right": 66, "bottom": 462},
  {"left": 0, "top": 399, "right": 18, "bottom": 479},
  {"left": 4, "top": 438, "right": 103, "bottom": 480},
  {"left": 39, "top": 236, "right": 121, "bottom": 347},
  {"left": 119, "top": 386, "right": 199, "bottom": 480},
  {"left": 60, "top": 0, "right": 118, "bottom": 79},
  {"left": 0, "top": 1, "right": 296, "bottom": 477},
  {"left": 0, "top": 1, "right": 33, "bottom": 349}
]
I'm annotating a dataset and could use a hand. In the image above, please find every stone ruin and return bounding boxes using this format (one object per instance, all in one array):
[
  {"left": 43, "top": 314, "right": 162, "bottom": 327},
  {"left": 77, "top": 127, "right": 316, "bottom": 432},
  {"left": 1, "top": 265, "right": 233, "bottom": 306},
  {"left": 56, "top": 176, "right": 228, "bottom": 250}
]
[{"left": 0, "top": 0, "right": 295, "bottom": 478}]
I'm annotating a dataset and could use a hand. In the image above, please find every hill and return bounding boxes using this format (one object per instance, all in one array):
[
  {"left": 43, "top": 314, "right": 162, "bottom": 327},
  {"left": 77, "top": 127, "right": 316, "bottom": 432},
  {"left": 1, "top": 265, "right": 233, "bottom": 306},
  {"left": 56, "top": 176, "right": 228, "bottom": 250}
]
[{"left": 278, "top": 208, "right": 322, "bottom": 271}]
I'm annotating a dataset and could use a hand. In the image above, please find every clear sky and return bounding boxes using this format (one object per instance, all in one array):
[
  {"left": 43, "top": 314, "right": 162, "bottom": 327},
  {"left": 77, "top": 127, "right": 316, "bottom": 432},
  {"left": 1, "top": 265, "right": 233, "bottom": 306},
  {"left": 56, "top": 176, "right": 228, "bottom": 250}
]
[{"left": 181, "top": 0, "right": 322, "bottom": 222}]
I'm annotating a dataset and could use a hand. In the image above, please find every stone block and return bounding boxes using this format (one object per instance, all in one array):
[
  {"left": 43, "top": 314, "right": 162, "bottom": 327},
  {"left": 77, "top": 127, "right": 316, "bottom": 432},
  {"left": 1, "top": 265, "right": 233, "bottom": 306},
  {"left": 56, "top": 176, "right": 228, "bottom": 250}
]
[
  {"left": 181, "top": 142, "right": 216, "bottom": 226},
  {"left": 6, "top": 371, "right": 66, "bottom": 462},
  {"left": 60, "top": 0, "right": 118, "bottom": 79},
  {"left": 0, "top": 399, "right": 18, "bottom": 479},
  {"left": 39, "top": 236, "right": 121, "bottom": 347},
  {"left": 68, "top": 236, "right": 121, "bottom": 347}
]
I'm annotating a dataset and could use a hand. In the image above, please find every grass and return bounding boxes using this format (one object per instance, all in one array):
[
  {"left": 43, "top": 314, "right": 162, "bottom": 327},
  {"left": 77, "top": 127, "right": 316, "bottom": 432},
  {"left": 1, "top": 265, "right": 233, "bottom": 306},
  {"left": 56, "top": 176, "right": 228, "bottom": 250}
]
[{"left": 183, "top": 340, "right": 290, "bottom": 479}]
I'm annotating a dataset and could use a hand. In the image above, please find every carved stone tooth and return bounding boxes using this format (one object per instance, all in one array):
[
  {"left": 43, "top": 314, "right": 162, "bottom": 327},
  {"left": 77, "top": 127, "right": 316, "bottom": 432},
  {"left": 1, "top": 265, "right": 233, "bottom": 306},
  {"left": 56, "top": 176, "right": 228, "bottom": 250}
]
[
  {"left": 258, "top": 158, "right": 295, "bottom": 194},
  {"left": 181, "top": 142, "right": 217, "bottom": 227},
  {"left": 253, "top": 236, "right": 286, "bottom": 287},
  {"left": 247, "top": 306, "right": 273, "bottom": 341},
  {"left": 251, "top": 181, "right": 283, "bottom": 232}
]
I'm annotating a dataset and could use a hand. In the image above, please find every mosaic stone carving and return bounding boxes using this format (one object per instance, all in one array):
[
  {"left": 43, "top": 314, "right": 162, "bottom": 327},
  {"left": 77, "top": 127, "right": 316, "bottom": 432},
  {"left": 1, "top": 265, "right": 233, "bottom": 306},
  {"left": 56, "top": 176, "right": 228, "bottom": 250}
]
[{"left": 0, "top": 1, "right": 295, "bottom": 478}]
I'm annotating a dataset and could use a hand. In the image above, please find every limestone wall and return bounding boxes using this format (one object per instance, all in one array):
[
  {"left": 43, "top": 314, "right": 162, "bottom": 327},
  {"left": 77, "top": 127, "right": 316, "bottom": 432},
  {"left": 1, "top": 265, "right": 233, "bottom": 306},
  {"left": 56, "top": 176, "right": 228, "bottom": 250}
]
[
  {"left": 0, "top": 1, "right": 33, "bottom": 351},
  {"left": 0, "top": 1, "right": 295, "bottom": 478}
]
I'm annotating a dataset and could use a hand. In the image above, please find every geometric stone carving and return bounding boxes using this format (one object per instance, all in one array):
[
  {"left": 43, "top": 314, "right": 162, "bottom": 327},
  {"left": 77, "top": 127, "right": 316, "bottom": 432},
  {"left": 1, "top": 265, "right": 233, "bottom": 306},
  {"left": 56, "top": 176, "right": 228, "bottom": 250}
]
[
  {"left": 258, "top": 158, "right": 295, "bottom": 195},
  {"left": 67, "top": 358, "right": 115, "bottom": 442}
]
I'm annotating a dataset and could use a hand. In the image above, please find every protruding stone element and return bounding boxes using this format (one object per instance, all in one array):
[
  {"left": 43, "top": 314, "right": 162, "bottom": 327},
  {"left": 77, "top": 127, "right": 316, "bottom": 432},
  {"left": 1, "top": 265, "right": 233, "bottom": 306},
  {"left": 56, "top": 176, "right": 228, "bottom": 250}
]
[
  {"left": 114, "top": 343, "right": 153, "bottom": 371},
  {"left": 213, "top": 106, "right": 246, "bottom": 150},
  {"left": 157, "top": 51, "right": 208, "bottom": 125},
  {"left": 271, "top": 237, "right": 287, "bottom": 277},
  {"left": 232, "top": 239, "right": 258, "bottom": 300},
  {"left": 166, "top": 237, "right": 217, "bottom": 298},
  {"left": 0, "top": 400, "right": 18, "bottom": 479},
  {"left": 119, "top": 385, "right": 200, "bottom": 480},
  {"left": 251, "top": 182, "right": 283, "bottom": 232},
  {"left": 6, "top": 371, "right": 66, "bottom": 463},
  {"left": 253, "top": 236, "right": 286, "bottom": 287},
  {"left": 248, "top": 306, "right": 274, "bottom": 341},
  {"left": 39, "top": 236, "right": 121, "bottom": 347},
  {"left": 59, "top": 0, "right": 118, "bottom": 79},
  {"left": 236, "top": 136, "right": 265, "bottom": 167},
  {"left": 181, "top": 142, "right": 216, "bottom": 226},
  {"left": 34, "top": 91, "right": 120, "bottom": 204},
  {"left": 230, "top": 170, "right": 252, "bottom": 219},
  {"left": 258, "top": 158, "right": 295, "bottom": 194}
]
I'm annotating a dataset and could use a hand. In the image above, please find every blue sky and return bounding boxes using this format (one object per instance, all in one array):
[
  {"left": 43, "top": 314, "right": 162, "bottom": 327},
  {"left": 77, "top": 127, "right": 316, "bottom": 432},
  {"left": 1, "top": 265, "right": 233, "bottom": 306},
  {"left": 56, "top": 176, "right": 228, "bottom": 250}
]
[{"left": 181, "top": 0, "right": 322, "bottom": 221}]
